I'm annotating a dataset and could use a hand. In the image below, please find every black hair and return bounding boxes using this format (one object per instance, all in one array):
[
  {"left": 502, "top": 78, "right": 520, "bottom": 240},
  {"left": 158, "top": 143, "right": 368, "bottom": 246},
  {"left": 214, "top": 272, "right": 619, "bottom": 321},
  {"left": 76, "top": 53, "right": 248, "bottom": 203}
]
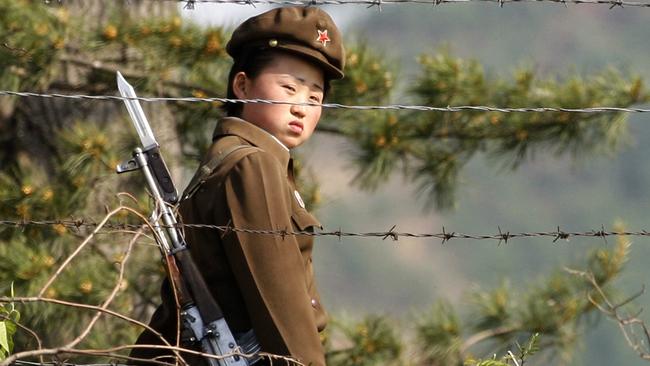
[{"left": 224, "top": 48, "right": 331, "bottom": 117}]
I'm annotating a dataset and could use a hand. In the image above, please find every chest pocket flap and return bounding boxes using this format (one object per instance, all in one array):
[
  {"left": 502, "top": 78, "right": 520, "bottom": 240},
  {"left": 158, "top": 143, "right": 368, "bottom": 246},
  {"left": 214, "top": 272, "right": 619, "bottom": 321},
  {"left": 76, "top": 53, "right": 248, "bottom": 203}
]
[{"left": 291, "top": 209, "right": 322, "bottom": 231}]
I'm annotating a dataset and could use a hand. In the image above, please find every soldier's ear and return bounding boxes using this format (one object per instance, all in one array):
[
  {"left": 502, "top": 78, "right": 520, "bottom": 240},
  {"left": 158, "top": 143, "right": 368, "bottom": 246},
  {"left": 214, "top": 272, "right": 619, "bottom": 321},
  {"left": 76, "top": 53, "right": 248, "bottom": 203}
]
[{"left": 232, "top": 72, "right": 248, "bottom": 99}]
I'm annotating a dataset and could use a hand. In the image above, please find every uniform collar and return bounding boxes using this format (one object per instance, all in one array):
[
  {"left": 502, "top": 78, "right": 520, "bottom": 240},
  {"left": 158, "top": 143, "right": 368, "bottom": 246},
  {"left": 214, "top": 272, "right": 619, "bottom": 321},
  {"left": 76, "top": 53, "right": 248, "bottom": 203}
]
[{"left": 213, "top": 117, "right": 291, "bottom": 169}]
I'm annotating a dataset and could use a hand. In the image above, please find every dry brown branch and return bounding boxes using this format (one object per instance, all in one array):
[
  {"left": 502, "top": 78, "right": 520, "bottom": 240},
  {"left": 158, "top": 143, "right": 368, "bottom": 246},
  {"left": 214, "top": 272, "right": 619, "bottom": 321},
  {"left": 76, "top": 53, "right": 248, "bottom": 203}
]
[
  {"left": 0, "top": 296, "right": 152, "bottom": 334},
  {"left": 0, "top": 296, "right": 159, "bottom": 366},
  {"left": 3, "top": 343, "right": 305, "bottom": 366},
  {"left": 0, "top": 292, "right": 297, "bottom": 366},
  {"left": 117, "top": 192, "right": 142, "bottom": 206},
  {"left": 0, "top": 205, "right": 186, "bottom": 366},
  {"left": 567, "top": 268, "right": 650, "bottom": 361},
  {"left": 66, "top": 228, "right": 142, "bottom": 348},
  {"left": 85, "top": 230, "right": 160, "bottom": 309},
  {"left": 83, "top": 344, "right": 305, "bottom": 365},
  {"left": 39, "top": 204, "right": 167, "bottom": 297},
  {"left": 38, "top": 206, "right": 131, "bottom": 297},
  {"left": 1, "top": 201, "right": 305, "bottom": 366}
]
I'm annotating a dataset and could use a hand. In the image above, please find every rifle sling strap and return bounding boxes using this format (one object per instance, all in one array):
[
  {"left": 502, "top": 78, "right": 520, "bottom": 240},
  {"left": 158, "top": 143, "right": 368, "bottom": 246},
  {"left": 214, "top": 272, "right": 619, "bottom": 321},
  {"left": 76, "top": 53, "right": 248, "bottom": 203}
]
[{"left": 181, "top": 143, "right": 261, "bottom": 201}]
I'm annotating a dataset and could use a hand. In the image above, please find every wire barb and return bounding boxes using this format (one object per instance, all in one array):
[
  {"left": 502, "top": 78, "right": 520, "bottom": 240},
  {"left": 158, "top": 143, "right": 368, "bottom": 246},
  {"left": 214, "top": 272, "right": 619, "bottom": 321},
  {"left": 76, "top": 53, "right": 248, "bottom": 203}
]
[
  {"left": 441, "top": 226, "right": 456, "bottom": 245},
  {"left": 497, "top": 226, "right": 511, "bottom": 245},
  {"left": 553, "top": 226, "right": 570, "bottom": 243},
  {"left": 594, "top": 224, "right": 609, "bottom": 244},
  {"left": 219, "top": 219, "right": 233, "bottom": 239},
  {"left": 334, "top": 227, "right": 343, "bottom": 241},
  {"left": 609, "top": 0, "right": 624, "bottom": 8},
  {"left": 367, "top": 0, "right": 383, "bottom": 11},
  {"left": 382, "top": 225, "right": 399, "bottom": 241}
]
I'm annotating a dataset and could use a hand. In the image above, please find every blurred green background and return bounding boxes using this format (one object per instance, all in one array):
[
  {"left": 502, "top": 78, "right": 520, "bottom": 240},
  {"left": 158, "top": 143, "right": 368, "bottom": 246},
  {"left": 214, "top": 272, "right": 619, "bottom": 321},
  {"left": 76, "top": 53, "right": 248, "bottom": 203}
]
[{"left": 284, "top": 4, "right": 650, "bottom": 365}]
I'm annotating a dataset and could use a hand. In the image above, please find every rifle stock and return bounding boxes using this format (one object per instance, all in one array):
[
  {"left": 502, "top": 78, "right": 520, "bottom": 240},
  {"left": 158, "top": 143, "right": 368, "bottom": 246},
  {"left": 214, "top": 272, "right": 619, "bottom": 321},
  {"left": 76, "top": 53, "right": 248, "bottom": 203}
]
[{"left": 165, "top": 254, "right": 194, "bottom": 308}]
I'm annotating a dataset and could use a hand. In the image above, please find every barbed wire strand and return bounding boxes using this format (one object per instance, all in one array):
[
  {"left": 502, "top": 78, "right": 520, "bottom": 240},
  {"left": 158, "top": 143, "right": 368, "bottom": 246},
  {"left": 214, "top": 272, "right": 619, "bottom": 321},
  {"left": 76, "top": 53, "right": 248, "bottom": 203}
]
[
  {"left": 43, "top": 0, "right": 650, "bottom": 9},
  {"left": 0, "top": 219, "right": 646, "bottom": 243},
  {"left": 1, "top": 90, "right": 648, "bottom": 114}
]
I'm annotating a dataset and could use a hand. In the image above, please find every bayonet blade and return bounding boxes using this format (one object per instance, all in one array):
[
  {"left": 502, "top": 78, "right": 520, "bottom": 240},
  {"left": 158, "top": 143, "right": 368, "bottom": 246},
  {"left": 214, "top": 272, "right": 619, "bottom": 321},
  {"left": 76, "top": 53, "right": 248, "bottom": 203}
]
[{"left": 117, "top": 71, "right": 158, "bottom": 150}]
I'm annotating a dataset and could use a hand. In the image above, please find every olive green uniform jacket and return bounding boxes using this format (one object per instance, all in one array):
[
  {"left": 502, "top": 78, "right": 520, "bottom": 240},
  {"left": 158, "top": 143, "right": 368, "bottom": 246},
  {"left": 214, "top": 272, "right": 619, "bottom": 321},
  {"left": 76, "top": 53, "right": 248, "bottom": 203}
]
[{"left": 131, "top": 117, "right": 328, "bottom": 366}]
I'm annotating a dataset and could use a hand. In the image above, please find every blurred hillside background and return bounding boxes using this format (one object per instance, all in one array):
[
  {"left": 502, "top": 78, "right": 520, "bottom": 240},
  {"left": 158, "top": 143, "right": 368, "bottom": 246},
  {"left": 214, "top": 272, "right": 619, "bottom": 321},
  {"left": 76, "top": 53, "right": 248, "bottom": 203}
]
[
  {"left": 315, "top": 5, "right": 650, "bottom": 366},
  {"left": 184, "top": 3, "right": 650, "bottom": 365}
]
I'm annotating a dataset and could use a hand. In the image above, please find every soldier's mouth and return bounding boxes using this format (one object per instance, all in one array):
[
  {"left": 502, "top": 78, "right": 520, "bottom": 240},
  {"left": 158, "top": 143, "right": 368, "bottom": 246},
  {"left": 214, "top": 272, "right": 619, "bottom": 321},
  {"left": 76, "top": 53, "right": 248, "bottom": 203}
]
[{"left": 288, "top": 121, "right": 304, "bottom": 134}]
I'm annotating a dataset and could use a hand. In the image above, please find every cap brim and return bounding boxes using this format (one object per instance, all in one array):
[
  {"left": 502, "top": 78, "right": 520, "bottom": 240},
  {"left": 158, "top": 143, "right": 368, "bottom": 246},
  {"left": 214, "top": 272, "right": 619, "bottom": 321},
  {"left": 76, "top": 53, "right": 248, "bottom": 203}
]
[{"left": 276, "top": 43, "right": 344, "bottom": 80}]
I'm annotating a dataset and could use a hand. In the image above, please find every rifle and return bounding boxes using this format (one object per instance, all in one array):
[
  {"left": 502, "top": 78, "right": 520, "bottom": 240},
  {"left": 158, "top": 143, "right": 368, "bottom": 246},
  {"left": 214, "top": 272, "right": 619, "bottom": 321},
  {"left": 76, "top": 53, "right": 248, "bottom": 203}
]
[{"left": 115, "top": 71, "right": 253, "bottom": 366}]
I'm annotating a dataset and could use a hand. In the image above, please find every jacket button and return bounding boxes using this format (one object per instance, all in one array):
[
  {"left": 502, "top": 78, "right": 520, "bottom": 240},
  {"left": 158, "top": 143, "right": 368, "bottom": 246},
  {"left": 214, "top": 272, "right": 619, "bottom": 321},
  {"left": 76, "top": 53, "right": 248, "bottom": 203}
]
[{"left": 311, "top": 298, "right": 318, "bottom": 308}]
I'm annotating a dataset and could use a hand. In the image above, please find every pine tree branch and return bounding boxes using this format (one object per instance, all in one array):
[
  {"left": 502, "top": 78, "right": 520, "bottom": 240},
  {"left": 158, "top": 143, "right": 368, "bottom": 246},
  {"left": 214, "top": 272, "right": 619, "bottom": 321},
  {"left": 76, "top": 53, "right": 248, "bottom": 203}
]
[
  {"left": 37, "top": 206, "right": 131, "bottom": 297},
  {"left": 86, "top": 236, "right": 160, "bottom": 309},
  {"left": 320, "top": 115, "right": 619, "bottom": 142},
  {"left": 567, "top": 268, "right": 650, "bottom": 361},
  {"left": 66, "top": 227, "right": 141, "bottom": 351}
]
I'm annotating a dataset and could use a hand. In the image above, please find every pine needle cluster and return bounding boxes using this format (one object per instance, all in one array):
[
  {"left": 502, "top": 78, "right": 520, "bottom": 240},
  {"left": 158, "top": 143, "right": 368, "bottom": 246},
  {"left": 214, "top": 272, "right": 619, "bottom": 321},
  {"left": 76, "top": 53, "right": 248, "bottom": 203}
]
[{"left": 322, "top": 234, "right": 631, "bottom": 365}]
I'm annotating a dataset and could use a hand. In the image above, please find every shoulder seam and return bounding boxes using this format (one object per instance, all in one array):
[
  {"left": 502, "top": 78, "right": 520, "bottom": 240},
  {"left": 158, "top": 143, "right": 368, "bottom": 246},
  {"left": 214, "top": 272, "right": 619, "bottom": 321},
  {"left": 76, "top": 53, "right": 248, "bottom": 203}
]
[{"left": 181, "top": 145, "right": 262, "bottom": 201}]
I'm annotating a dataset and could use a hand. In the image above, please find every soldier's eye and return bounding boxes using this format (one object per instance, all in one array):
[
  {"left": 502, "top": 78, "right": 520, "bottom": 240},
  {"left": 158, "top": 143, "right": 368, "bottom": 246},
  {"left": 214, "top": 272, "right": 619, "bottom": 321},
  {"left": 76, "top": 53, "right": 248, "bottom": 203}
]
[{"left": 283, "top": 85, "right": 296, "bottom": 93}]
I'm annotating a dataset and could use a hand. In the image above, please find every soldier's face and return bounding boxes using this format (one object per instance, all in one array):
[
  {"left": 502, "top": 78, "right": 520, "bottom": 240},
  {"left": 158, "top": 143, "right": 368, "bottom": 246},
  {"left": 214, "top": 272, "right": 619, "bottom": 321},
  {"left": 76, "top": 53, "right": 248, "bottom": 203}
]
[{"left": 234, "top": 53, "right": 325, "bottom": 149}]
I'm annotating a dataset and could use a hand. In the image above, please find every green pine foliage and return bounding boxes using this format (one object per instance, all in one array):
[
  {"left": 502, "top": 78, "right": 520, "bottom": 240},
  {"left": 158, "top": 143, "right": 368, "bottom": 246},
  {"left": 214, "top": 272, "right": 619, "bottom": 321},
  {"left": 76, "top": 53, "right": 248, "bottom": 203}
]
[
  {"left": 0, "top": 1, "right": 646, "bottom": 365},
  {"left": 335, "top": 53, "right": 645, "bottom": 209},
  {"left": 326, "top": 316, "right": 402, "bottom": 365},
  {"left": 323, "top": 234, "right": 630, "bottom": 366}
]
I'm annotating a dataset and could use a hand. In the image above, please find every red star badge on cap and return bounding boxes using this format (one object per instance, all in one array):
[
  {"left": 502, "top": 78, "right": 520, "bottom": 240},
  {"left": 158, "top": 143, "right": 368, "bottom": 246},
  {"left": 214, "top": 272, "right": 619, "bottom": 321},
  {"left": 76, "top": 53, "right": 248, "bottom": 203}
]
[{"left": 316, "top": 29, "right": 330, "bottom": 47}]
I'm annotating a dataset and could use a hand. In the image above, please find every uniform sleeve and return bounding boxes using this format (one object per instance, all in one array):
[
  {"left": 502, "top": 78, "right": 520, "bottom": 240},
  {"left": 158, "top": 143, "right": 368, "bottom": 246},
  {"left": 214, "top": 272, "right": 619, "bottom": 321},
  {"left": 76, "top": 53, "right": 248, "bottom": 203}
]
[{"left": 220, "top": 152, "right": 325, "bottom": 366}]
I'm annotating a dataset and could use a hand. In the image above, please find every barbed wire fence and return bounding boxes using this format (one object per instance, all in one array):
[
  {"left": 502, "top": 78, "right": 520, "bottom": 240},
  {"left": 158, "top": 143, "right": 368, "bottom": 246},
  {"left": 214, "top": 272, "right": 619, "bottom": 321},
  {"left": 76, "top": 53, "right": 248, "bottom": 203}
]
[
  {"left": 3, "top": 79, "right": 650, "bottom": 364},
  {"left": 2, "top": 218, "right": 650, "bottom": 244},
  {"left": 3, "top": 206, "right": 650, "bottom": 365},
  {"left": 2, "top": 80, "right": 649, "bottom": 364},
  {"left": 41, "top": 0, "right": 650, "bottom": 9},
  {"left": 4, "top": 0, "right": 650, "bottom": 364}
]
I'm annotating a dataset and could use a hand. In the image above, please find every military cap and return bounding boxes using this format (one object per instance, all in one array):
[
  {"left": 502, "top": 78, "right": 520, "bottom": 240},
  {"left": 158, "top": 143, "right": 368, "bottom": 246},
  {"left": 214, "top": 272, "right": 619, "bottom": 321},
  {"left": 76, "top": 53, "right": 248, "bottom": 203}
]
[{"left": 226, "top": 7, "right": 345, "bottom": 79}]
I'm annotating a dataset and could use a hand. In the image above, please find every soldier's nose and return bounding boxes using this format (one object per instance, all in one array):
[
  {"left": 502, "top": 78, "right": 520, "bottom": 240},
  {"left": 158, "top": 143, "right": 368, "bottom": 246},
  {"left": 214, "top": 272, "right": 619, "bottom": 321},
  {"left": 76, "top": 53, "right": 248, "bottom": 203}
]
[{"left": 290, "top": 103, "right": 307, "bottom": 118}]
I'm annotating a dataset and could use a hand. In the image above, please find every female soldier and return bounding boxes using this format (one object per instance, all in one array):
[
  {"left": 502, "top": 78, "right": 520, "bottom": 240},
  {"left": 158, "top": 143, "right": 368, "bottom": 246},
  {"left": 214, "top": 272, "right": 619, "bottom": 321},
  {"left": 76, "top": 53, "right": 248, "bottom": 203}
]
[{"left": 130, "top": 6, "right": 345, "bottom": 366}]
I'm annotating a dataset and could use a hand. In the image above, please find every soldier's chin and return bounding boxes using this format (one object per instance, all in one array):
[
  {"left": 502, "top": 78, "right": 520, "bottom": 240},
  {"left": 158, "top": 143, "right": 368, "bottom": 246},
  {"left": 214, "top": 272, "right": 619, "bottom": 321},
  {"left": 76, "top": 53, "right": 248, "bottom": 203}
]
[{"left": 285, "top": 137, "right": 303, "bottom": 149}]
